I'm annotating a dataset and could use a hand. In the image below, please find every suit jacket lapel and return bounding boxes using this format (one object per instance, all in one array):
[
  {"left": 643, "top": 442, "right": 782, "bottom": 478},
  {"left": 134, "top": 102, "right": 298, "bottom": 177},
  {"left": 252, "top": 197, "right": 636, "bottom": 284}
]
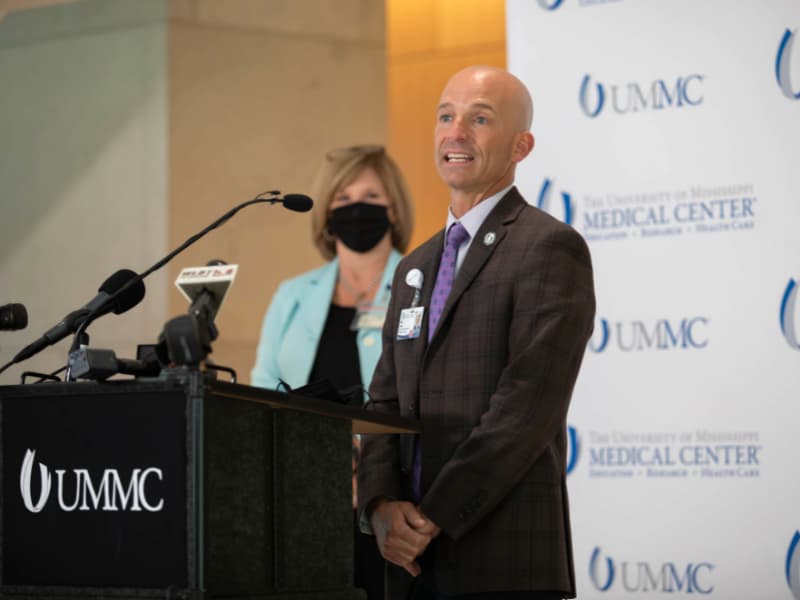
[{"left": 428, "top": 189, "right": 527, "bottom": 346}]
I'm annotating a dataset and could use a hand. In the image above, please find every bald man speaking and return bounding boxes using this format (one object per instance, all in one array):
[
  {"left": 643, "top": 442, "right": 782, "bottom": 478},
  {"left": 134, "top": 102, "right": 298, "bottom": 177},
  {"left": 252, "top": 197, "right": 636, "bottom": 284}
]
[{"left": 358, "top": 66, "right": 596, "bottom": 600}]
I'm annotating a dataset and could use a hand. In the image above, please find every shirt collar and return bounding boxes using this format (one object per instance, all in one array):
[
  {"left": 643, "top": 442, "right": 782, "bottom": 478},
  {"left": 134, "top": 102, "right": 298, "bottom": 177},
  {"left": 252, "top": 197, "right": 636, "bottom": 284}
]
[{"left": 444, "top": 184, "right": 514, "bottom": 242}]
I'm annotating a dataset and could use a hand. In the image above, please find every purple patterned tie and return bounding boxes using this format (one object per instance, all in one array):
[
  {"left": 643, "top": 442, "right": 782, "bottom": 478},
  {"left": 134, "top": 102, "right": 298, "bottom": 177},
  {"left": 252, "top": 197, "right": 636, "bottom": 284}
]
[
  {"left": 412, "top": 222, "right": 470, "bottom": 501},
  {"left": 428, "top": 222, "right": 470, "bottom": 342}
]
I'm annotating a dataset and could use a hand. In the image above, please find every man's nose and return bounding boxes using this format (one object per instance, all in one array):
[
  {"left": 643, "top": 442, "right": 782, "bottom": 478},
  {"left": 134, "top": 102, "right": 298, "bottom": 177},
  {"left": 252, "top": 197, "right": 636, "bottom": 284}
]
[{"left": 448, "top": 116, "right": 468, "bottom": 140}]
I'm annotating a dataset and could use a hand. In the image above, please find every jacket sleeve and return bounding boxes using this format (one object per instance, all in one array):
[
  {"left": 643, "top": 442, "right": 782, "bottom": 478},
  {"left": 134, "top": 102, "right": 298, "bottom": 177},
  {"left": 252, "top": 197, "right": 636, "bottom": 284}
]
[
  {"left": 356, "top": 263, "right": 407, "bottom": 529},
  {"left": 250, "top": 282, "right": 296, "bottom": 390}
]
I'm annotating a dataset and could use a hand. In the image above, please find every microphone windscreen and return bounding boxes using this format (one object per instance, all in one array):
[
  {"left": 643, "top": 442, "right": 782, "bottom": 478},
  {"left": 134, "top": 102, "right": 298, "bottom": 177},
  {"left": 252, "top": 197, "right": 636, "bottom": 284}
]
[
  {"left": 0, "top": 303, "right": 28, "bottom": 331},
  {"left": 282, "top": 194, "right": 313, "bottom": 213},
  {"left": 99, "top": 269, "right": 138, "bottom": 294},
  {"left": 11, "top": 304, "right": 28, "bottom": 329},
  {"left": 114, "top": 279, "right": 146, "bottom": 314},
  {"left": 100, "top": 269, "right": 146, "bottom": 315}
]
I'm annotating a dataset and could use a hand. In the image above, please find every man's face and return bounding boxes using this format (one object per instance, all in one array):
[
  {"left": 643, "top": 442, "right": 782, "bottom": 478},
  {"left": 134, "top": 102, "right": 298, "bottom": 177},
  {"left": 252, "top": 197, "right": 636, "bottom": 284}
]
[{"left": 434, "top": 70, "right": 523, "bottom": 198}]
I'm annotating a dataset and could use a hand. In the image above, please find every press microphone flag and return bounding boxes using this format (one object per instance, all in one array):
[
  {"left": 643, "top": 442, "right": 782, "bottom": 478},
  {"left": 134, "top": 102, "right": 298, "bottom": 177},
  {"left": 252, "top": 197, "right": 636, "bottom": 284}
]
[{"left": 175, "top": 262, "right": 238, "bottom": 323}]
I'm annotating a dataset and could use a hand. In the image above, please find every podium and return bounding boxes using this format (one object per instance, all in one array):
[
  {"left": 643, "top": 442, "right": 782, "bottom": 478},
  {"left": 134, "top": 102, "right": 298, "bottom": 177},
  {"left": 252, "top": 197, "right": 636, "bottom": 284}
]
[{"left": 0, "top": 370, "right": 418, "bottom": 599}]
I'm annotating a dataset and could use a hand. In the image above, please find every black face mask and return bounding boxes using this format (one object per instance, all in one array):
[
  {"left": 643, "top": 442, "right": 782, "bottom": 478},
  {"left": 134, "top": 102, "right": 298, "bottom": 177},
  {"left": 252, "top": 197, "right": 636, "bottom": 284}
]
[{"left": 327, "top": 202, "right": 391, "bottom": 253}]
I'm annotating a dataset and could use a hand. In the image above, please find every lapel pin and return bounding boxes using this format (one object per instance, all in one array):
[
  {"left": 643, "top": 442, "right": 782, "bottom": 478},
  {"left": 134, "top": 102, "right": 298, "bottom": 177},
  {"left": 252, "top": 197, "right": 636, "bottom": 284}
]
[{"left": 483, "top": 232, "right": 496, "bottom": 246}]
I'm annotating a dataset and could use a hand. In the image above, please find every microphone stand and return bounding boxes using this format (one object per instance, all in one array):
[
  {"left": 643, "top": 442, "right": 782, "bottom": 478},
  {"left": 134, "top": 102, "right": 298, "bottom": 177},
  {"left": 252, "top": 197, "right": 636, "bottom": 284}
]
[{"left": 64, "top": 190, "right": 291, "bottom": 381}]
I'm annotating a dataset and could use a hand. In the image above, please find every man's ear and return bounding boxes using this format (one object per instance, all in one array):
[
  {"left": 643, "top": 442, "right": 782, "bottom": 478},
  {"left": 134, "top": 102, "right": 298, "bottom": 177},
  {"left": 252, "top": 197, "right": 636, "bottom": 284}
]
[{"left": 512, "top": 132, "right": 535, "bottom": 163}]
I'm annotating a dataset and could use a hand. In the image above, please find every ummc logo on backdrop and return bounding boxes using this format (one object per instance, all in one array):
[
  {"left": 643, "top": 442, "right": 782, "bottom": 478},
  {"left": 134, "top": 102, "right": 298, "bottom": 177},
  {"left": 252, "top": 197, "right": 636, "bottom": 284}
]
[
  {"left": 536, "top": 0, "right": 622, "bottom": 9},
  {"left": 579, "top": 73, "right": 704, "bottom": 117},
  {"left": 537, "top": 178, "right": 574, "bottom": 225},
  {"left": 589, "top": 547, "right": 714, "bottom": 594},
  {"left": 788, "top": 531, "right": 800, "bottom": 600},
  {"left": 19, "top": 449, "right": 164, "bottom": 513},
  {"left": 580, "top": 183, "right": 757, "bottom": 243},
  {"left": 776, "top": 29, "right": 800, "bottom": 100},
  {"left": 780, "top": 279, "right": 800, "bottom": 350},
  {"left": 536, "top": 0, "right": 565, "bottom": 9},
  {"left": 589, "top": 317, "right": 709, "bottom": 353},
  {"left": 566, "top": 425, "right": 580, "bottom": 475}
]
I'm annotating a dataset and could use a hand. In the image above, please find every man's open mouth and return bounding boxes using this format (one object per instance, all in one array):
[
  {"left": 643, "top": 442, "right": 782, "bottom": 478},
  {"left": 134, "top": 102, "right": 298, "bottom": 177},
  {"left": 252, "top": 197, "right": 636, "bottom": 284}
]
[{"left": 444, "top": 153, "right": 474, "bottom": 163}]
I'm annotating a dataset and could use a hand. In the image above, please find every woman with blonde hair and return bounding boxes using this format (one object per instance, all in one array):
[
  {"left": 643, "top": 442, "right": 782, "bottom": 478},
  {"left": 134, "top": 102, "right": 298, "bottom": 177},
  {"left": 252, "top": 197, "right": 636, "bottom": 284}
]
[
  {"left": 251, "top": 145, "right": 414, "bottom": 599},
  {"left": 251, "top": 145, "right": 413, "bottom": 395}
]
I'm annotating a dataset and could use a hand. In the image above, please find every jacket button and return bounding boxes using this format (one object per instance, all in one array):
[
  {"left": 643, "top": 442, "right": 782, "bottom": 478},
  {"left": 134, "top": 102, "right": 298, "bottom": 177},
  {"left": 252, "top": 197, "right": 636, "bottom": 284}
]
[{"left": 363, "top": 335, "right": 375, "bottom": 347}]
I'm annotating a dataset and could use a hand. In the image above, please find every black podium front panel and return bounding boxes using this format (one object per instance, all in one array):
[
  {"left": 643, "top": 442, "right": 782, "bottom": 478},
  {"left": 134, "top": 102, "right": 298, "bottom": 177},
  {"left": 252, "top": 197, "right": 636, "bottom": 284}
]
[
  {"left": 0, "top": 375, "right": 417, "bottom": 599},
  {"left": 1, "top": 385, "right": 188, "bottom": 588}
]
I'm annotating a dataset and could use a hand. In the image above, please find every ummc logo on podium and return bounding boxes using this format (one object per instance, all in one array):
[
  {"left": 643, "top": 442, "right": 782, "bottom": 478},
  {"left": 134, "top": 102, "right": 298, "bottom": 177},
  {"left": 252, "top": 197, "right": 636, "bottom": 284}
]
[
  {"left": 776, "top": 29, "right": 800, "bottom": 100},
  {"left": 589, "top": 546, "right": 714, "bottom": 594},
  {"left": 19, "top": 449, "right": 164, "bottom": 513},
  {"left": 579, "top": 73, "right": 703, "bottom": 118},
  {"left": 788, "top": 531, "right": 800, "bottom": 600},
  {"left": 19, "top": 449, "right": 51, "bottom": 513},
  {"left": 780, "top": 279, "right": 800, "bottom": 350}
]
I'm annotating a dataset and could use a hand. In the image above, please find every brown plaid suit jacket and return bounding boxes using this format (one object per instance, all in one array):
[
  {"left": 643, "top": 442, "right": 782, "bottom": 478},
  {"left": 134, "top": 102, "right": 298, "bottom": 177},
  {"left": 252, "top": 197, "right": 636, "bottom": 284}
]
[{"left": 358, "top": 188, "right": 596, "bottom": 598}]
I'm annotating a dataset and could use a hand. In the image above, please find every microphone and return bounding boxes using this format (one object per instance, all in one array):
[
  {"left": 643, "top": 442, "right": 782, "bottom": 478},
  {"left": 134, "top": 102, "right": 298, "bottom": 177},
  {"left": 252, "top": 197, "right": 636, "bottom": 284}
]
[
  {"left": 0, "top": 191, "right": 309, "bottom": 376},
  {"left": 0, "top": 303, "right": 28, "bottom": 331},
  {"left": 161, "top": 260, "right": 238, "bottom": 366},
  {"left": 12, "top": 269, "right": 145, "bottom": 364},
  {"left": 124, "top": 191, "right": 311, "bottom": 300},
  {"left": 282, "top": 194, "right": 313, "bottom": 212}
]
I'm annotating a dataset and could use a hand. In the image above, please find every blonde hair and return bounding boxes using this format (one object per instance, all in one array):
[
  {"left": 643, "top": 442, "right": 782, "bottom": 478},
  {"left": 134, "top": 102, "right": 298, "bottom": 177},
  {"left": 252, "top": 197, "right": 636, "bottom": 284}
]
[{"left": 311, "top": 145, "right": 414, "bottom": 261}]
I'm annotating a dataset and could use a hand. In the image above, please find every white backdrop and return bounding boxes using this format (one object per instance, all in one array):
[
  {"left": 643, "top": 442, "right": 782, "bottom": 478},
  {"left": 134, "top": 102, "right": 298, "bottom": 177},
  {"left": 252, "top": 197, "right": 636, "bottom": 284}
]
[{"left": 507, "top": 1, "right": 800, "bottom": 598}]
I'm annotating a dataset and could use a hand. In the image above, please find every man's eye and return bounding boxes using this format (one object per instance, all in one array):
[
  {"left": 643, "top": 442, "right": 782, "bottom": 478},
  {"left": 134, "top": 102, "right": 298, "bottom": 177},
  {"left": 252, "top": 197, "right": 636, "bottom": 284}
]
[
  {"left": 475, "top": 116, "right": 488, "bottom": 125},
  {"left": 438, "top": 114, "right": 453, "bottom": 123}
]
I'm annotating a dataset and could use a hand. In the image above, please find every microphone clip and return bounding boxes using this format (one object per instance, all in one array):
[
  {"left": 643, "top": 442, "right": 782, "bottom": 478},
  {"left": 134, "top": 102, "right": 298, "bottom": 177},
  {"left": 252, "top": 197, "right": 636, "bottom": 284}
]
[{"left": 68, "top": 347, "right": 162, "bottom": 381}]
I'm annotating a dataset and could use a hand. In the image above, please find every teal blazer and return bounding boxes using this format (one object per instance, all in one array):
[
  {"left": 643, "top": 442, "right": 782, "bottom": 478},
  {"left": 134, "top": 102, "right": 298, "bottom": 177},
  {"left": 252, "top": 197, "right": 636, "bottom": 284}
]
[{"left": 250, "top": 249, "right": 403, "bottom": 395}]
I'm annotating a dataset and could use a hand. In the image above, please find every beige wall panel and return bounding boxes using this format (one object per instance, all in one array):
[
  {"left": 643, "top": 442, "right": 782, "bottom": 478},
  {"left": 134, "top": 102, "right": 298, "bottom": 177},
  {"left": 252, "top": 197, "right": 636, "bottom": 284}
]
[
  {"left": 169, "top": 20, "right": 385, "bottom": 383},
  {"left": 0, "top": 0, "right": 168, "bottom": 385},
  {"left": 388, "top": 48, "right": 505, "bottom": 249},
  {"left": 171, "top": 0, "right": 383, "bottom": 41}
]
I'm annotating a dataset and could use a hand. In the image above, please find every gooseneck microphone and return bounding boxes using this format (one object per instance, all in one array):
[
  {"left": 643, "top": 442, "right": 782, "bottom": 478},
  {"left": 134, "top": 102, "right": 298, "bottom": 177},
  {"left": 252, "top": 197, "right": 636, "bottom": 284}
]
[
  {"left": 67, "top": 191, "right": 313, "bottom": 357},
  {"left": 0, "top": 303, "right": 28, "bottom": 331},
  {"left": 11, "top": 270, "right": 145, "bottom": 365},
  {"left": 94, "top": 190, "right": 312, "bottom": 319},
  {"left": 0, "top": 190, "right": 312, "bottom": 378}
]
